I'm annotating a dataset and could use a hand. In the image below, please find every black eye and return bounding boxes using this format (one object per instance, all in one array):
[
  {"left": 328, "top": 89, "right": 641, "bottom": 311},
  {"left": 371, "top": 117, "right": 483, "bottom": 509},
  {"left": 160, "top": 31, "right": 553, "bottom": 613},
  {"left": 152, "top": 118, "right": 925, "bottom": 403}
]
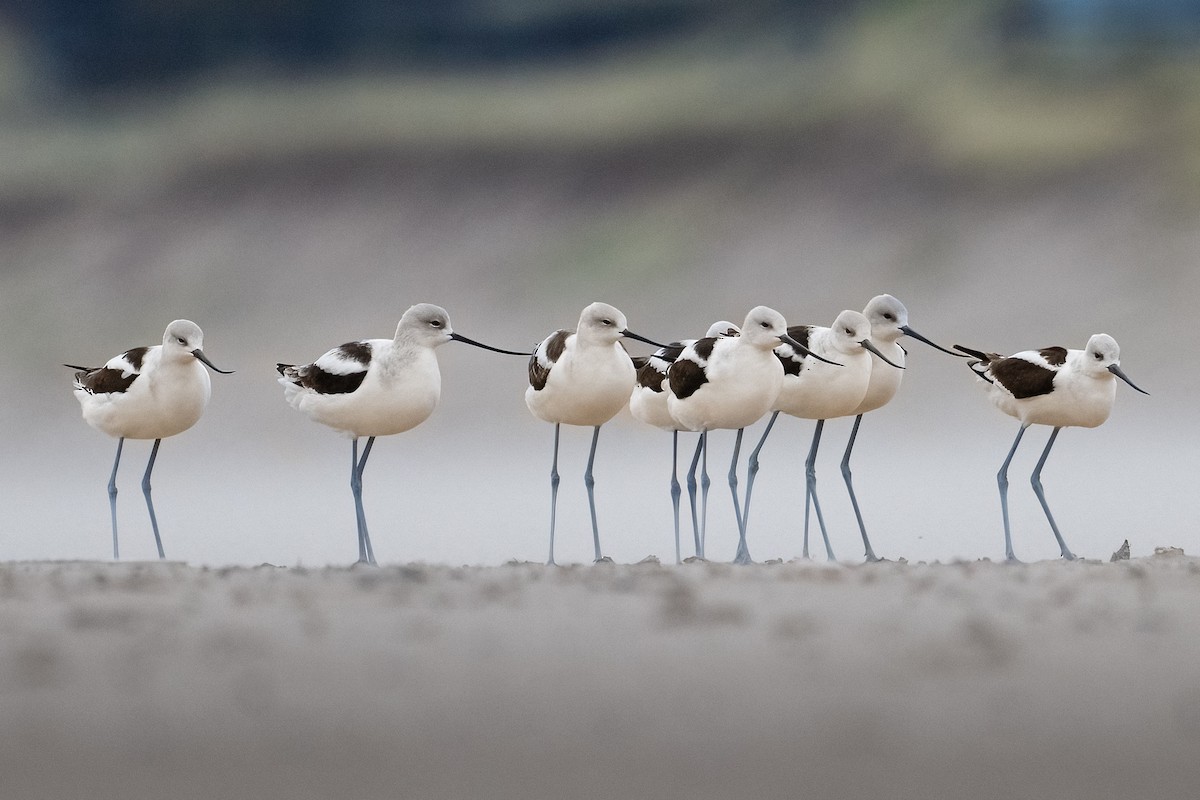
[
  {"left": 883, "top": 313, "right": 895, "bottom": 321},
  {"left": 430, "top": 320, "right": 442, "bottom": 328},
  {"left": 601, "top": 319, "right": 613, "bottom": 326},
  {"left": 760, "top": 321, "right": 770, "bottom": 329},
  {"left": 176, "top": 337, "right": 187, "bottom": 345},
  {"left": 1094, "top": 351, "right": 1103, "bottom": 360}
]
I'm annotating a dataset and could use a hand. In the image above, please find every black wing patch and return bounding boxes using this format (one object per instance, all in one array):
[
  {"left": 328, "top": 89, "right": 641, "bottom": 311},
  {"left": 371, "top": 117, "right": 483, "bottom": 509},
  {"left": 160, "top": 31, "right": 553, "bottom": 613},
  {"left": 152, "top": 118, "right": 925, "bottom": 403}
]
[
  {"left": 1039, "top": 347, "right": 1068, "bottom": 366},
  {"left": 786, "top": 326, "right": 811, "bottom": 351},
  {"left": 634, "top": 342, "right": 685, "bottom": 392},
  {"left": 277, "top": 363, "right": 369, "bottom": 395},
  {"left": 528, "top": 330, "right": 569, "bottom": 392},
  {"left": 990, "top": 357, "right": 1057, "bottom": 399},
  {"left": 276, "top": 340, "right": 374, "bottom": 395},
  {"left": 635, "top": 360, "right": 664, "bottom": 392},
  {"left": 778, "top": 325, "right": 813, "bottom": 376},
  {"left": 335, "top": 341, "right": 372, "bottom": 365},
  {"left": 122, "top": 347, "right": 149, "bottom": 371},
  {"left": 73, "top": 366, "right": 139, "bottom": 395},
  {"left": 668, "top": 357, "right": 708, "bottom": 400}
]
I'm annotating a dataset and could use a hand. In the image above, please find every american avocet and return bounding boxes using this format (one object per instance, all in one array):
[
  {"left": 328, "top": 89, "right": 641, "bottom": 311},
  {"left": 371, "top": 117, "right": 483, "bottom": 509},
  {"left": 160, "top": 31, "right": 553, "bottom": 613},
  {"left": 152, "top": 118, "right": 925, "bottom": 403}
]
[
  {"left": 954, "top": 334, "right": 1147, "bottom": 561},
  {"left": 526, "top": 302, "right": 663, "bottom": 565},
  {"left": 277, "top": 303, "right": 527, "bottom": 565},
  {"left": 67, "top": 319, "right": 233, "bottom": 560},
  {"left": 838, "top": 295, "right": 963, "bottom": 561},
  {"left": 630, "top": 320, "right": 739, "bottom": 563},
  {"left": 742, "top": 310, "right": 903, "bottom": 562},
  {"left": 667, "top": 307, "right": 835, "bottom": 565}
]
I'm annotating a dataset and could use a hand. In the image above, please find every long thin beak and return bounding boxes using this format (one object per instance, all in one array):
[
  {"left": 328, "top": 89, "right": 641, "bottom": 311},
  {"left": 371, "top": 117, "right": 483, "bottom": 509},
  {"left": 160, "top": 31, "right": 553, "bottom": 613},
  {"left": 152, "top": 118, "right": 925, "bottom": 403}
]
[
  {"left": 901, "top": 325, "right": 967, "bottom": 357},
  {"left": 860, "top": 339, "right": 905, "bottom": 369},
  {"left": 779, "top": 333, "right": 843, "bottom": 367},
  {"left": 450, "top": 332, "right": 531, "bottom": 356},
  {"left": 621, "top": 329, "right": 668, "bottom": 348},
  {"left": 1109, "top": 363, "right": 1149, "bottom": 395},
  {"left": 192, "top": 349, "right": 234, "bottom": 374}
]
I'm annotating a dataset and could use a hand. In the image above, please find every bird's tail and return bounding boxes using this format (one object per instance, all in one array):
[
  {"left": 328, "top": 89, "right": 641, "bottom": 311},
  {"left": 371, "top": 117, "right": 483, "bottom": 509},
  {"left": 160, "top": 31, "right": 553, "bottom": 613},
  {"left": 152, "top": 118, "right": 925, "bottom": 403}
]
[{"left": 952, "top": 345, "right": 998, "bottom": 384}]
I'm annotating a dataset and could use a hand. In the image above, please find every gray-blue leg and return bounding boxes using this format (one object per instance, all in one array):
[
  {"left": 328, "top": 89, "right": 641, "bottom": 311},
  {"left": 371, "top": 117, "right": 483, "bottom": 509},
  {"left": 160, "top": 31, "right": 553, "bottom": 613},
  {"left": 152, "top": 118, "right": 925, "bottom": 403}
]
[
  {"left": 351, "top": 436, "right": 378, "bottom": 566},
  {"left": 108, "top": 437, "right": 124, "bottom": 560},
  {"left": 141, "top": 438, "right": 165, "bottom": 560},
  {"left": 740, "top": 411, "right": 780, "bottom": 562},
  {"left": 840, "top": 414, "right": 880, "bottom": 562},
  {"left": 547, "top": 423, "right": 561, "bottom": 566},
  {"left": 699, "top": 430, "right": 711, "bottom": 556},
  {"left": 685, "top": 433, "right": 704, "bottom": 559},
  {"left": 803, "top": 420, "right": 835, "bottom": 562},
  {"left": 729, "top": 428, "right": 753, "bottom": 565},
  {"left": 997, "top": 425, "right": 1028, "bottom": 562},
  {"left": 360, "top": 437, "right": 376, "bottom": 565},
  {"left": 584, "top": 425, "right": 604, "bottom": 562},
  {"left": 1031, "top": 427, "right": 1076, "bottom": 560},
  {"left": 670, "top": 430, "right": 682, "bottom": 565}
]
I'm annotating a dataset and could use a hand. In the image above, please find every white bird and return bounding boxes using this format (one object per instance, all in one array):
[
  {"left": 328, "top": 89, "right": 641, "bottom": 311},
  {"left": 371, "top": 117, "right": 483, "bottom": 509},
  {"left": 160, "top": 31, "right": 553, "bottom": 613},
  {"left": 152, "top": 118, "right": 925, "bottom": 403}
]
[
  {"left": 836, "top": 295, "right": 963, "bottom": 561},
  {"left": 68, "top": 319, "right": 233, "bottom": 560},
  {"left": 667, "top": 306, "right": 833, "bottom": 564},
  {"left": 526, "top": 302, "right": 663, "bottom": 566},
  {"left": 630, "top": 320, "right": 739, "bottom": 563},
  {"left": 741, "top": 310, "right": 903, "bottom": 562},
  {"left": 954, "top": 334, "right": 1147, "bottom": 561},
  {"left": 277, "top": 303, "right": 527, "bottom": 565}
]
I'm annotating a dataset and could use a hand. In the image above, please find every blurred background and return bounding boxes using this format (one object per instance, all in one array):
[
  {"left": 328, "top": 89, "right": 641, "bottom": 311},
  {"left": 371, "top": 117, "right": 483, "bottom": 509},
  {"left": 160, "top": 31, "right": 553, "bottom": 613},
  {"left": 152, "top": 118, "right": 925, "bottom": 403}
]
[{"left": 1, "top": 0, "right": 1197, "bottom": 566}]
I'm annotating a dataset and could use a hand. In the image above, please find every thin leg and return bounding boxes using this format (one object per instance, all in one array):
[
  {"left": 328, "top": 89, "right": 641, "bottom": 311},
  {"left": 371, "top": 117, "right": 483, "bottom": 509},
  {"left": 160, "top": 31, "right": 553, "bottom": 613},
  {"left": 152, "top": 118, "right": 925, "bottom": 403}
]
[
  {"left": 997, "top": 425, "right": 1028, "bottom": 562},
  {"left": 360, "top": 437, "right": 376, "bottom": 565},
  {"left": 686, "top": 434, "right": 704, "bottom": 559},
  {"left": 1031, "top": 427, "right": 1076, "bottom": 560},
  {"left": 670, "top": 430, "right": 682, "bottom": 565},
  {"left": 729, "top": 428, "right": 753, "bottom": 565},
  {"left": 741, "top": 411, "right": 779, "bottom": 558},
  {"left": 351, "top": 438, "right": 364, "bottom": 562},
  {"left": 803, "top": 420, "right": 835, "bottom": 562},
  {"left": 141, "top": 439, "right": 165, "bottom": 560},
  {"left": 840, "top": 414, "right": 880, "bottom": 562},
  {"left": 547, "top": 423, "right": 561, "bottom": 566},
  {"left": 351, "top": 437, "right": 378, "bottom": 566},
  {"left": 584, "top": 425, "right": 605, "bottom": 562},
  {"left": 699, "top": 430, "right": 711, "bottom": 556},
  {"left": 108, "top": 437, "right": 124, "bottom": 560}
]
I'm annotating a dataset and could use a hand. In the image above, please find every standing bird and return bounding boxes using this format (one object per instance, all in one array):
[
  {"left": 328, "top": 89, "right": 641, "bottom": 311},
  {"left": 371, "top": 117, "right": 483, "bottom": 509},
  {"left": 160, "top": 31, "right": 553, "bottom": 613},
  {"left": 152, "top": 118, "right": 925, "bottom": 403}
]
[
  {"left": 526, "top": 302, "right": 663, "bottom": 566},
  {"left": 68, "top": 319, "right": 234, "bottom": 560},
  {"left": 741, "top": 310, "right": 904, "bottom": 562},
  {"left": 837, "top": 295, "right": 963, "bottom": 561},
  {"left": 667, "top": 306, "right": 832, "bottom": 565},
  {"left": 954, "top": 334, "right": 1147, "bottom": 561},
  {"left": 277, "top": 303, "right": 527, "bottom": 565},
  {"left": 630, "top": 320, "right": 739, "bottom": 563}
]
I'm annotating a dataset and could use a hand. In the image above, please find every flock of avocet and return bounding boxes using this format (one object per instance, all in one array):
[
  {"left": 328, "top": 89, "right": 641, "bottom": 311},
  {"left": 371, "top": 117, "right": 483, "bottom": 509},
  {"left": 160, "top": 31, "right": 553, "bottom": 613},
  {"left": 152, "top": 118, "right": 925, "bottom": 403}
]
[{"left": 68, "top": 296, "right": 1147, "bottom": 566}]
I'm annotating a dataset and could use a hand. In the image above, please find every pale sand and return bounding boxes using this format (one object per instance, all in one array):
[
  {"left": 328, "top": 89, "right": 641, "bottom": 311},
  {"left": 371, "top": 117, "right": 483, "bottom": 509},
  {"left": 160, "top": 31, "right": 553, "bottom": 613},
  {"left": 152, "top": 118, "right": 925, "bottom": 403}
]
[{"left": 3, "top": 554, "right": 1200, "bottom": 799}]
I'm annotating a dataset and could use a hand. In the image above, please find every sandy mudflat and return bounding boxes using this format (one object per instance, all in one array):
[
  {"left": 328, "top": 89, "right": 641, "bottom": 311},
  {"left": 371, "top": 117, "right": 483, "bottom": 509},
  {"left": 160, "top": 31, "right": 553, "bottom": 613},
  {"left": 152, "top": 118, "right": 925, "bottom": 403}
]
[{"left": 2, "top": 554, "right": 1200, "bottom": 799}]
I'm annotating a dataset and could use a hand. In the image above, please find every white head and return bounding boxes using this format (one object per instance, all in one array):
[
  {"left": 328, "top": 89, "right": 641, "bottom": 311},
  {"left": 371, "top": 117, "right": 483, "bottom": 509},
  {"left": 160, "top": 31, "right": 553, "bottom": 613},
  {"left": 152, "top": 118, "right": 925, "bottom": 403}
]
[
  {"left": 162, "top": 319, "right": 233, "bottom": 374},
  {"left": 705, "top": 320, "right": 741, "bottom": 338},
  {"left": 577, "top": 302, "right": 630, "bottom": 345},
  {"left": 861, "top": 295, "right": 909, "bottom": 341},
  {"left": 1084, "top": 333, "right": 1120, "bottom": 372},
  {"left": 1085, "top": 333, "right": 1148, "bottom": 394},
  {"left": 397, "top": 303, "right": 455, "bottom": 347},
  {"left": 740, "top": 306, "right": 791, "bottom": 350},
  {"left": 163, "top": 320, "right": 205, "bottom": 360},
  {"left": 828, "top": 310, "right": 874, "bottom": 355}
]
